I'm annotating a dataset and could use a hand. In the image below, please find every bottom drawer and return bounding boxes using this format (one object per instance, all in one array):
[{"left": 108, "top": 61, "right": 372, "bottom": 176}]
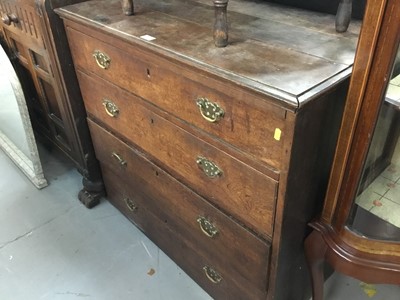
[{"left": 102, "top": 166, "right": 267, "bottom": 299}]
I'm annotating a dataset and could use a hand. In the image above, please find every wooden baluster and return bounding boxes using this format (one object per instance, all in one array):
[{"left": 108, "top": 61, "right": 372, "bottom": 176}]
[
  {"left": 336, "top": 0, "right": 352, "bottom": 33},
  {"left": 213, "top": 0, "right": 229, "bottom": 47},
  {"left": 122, "top": 0, "right": 134, "bottom": 16}
]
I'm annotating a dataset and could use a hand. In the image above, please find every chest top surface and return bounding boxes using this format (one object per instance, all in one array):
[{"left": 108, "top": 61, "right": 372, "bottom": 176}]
[{"left": 56, "top": 0, "right": 361, "bottom": 109}]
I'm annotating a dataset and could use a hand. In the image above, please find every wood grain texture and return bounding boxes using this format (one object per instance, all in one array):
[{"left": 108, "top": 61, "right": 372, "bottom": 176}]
[
  {"left": 103, "top": 166, "right": 267, "bottom": 299},
  {"left": 268, "top": 81, "right": 349, "bottom": 300},
  {"left": 56, "top": 0, "right": 360, "bottom": 108},
  {"left": 306, "top": 222, "right": 400, "bottom": 300},
  {"left": 81, "top": 71, "right": 278, "bottom": 239},
  {"left": 67, "top": 26, "right": 287, "bottom": 170},
  {"left": 55, "top": 0, "right": 359, "bottom": 298},
  {"left": 92, "top": 121, "right": 271, "bottom": 297}
]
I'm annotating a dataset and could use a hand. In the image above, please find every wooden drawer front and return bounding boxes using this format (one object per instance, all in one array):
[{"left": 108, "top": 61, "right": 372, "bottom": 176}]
[
  {"left": 90, "top": 121, "right": 270, "bottom": 290},
  {"left": 101, "top": 163, "right": 269, "bottom": 300},
  {"left": 67, "top": 26, "right": 285, "bottom": 169},
  {"left": 84, "top": 77, "right": 278, "bottom": 238}
]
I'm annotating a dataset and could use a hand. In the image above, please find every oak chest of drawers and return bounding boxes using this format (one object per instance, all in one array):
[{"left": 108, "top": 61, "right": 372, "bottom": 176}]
[{"left": 56, "top": 0, "right": 361, "bottom": 298}]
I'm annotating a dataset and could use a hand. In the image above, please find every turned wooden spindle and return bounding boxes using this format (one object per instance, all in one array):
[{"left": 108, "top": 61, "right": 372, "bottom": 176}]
[
  {"left": 213, "top": 0, "right": 229, "bottom": 47},
  {"left": 335, "top": 0, "right": 352, "bottom": 33},
  {"left": 122, "top": 0, "right": 134, "bottom": 16}
]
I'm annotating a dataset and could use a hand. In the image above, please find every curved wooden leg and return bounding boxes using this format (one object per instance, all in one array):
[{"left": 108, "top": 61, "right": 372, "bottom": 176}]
[{"left": 305, "top": 230, "right": 328, "bottom": 300}]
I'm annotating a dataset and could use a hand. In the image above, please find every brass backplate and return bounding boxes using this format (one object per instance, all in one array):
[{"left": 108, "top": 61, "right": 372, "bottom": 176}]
[
  {"left": 196, "top": 97, "right": 224, "bottom": 123},
  {"left": 196, "top": 156, "right": 222, "bottom": 178}
]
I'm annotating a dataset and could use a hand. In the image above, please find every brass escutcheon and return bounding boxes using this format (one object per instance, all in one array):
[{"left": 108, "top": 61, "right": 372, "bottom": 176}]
[
  {"left": 203, "top": 266, "right": 222, "bottom": 284},
  {"left": 197, "top": 216, "right": 218, "bottom": 238},
  {"left": 111, "top": 152, "right": 127, "bottom": 167},
  {"left": 93, "top": 50, "right": 111, "bottom": 69},
  {"left": 196, "top": 156, "right": 222, "bottom": 178},
  {"left": 102, "top": 99, "right": 119, "bottom": 117},
  {"left": 196, "top": 97, "right": 224, "bottom": 123},
  {"left": 124, "top": 197, "right": 137, "bottom": 212}
]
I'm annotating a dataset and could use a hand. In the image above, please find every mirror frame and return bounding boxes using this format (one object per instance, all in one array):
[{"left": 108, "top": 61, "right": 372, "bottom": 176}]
[
  {"left": 0, "top": 45, "right": 47, "bottom": 189},
  {"left": 305, "top": 0, "right": 400, "bottom": 299},
  {"left": 322, "top": 0, "right": 400, "bottom": 256}
]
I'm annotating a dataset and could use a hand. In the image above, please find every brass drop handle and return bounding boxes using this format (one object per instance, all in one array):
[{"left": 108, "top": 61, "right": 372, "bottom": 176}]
[
  {"left": 196, "top": 97, "right": 224, "bottom": 123},
  {"left": 111, "top": 152, "right": 127, "bottom": 167},
  {"left": 124, "top": 197, "right": 137, "bottom": 212},
  {"left": 2, "top": 13, "right": 18, "bottom": 25},
  {"left": 203, "top": 266, "right": 222, "bottom": 284},
  {"left": 102, "top": 99, "right": 119, "bottom": 117},
  {"left": 197, "top": 217, "right": 218, "bottom": 238},
  {"left": 196, "top": 156, "right": 222, "bottom": 178},
  {"left": 93, "top": 50, "right": 111, "bottom": 69}
]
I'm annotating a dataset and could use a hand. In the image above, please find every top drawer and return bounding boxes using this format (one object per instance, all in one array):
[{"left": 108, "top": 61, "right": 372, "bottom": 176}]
[{"left": 65, "top": 25, "right": 286, "bottom": 170}]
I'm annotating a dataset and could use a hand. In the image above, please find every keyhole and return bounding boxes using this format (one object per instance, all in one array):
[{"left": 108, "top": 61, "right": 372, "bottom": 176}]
[{"left": 146, "top": 68, "right": 151, "bottom": 78}]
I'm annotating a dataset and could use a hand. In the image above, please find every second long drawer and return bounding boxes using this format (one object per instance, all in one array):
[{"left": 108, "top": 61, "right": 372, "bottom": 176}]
[{"left": 82, "top": 73, "right": 278, "bottom": 239}]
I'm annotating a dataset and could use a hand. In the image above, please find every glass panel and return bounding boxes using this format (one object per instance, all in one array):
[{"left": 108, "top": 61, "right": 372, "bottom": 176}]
[
  {"left": 0, "top": 63, "right": 30, "bottom": 158},
  {"left": 0, "top": 44, "right": 47, "bottom": 189},
  {"left": 39, "top": 78, "right": 62, "bottom": 120},
  {"left": 347, "top": 47, "right": 400, "bottom": 241},
  {"left": 30, "top": 50, "right": 49, "bottom": 73}
]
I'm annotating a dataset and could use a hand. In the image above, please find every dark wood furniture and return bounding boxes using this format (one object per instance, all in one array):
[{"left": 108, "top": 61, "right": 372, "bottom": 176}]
[
  {"left": 267, "top": 0, "right": 366, "bottom": 32},
  {"left": 0, "top": 0, "right": 103, "bottom": 206},
  {"left": 305, "top": 0, "right": 400, "bottom": 299},
  {"left": 56, "top": 0, "right": 361, "bottom": 299},
  {"left": 267, "top": 0, "right": 365, "bottom": 19}
]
